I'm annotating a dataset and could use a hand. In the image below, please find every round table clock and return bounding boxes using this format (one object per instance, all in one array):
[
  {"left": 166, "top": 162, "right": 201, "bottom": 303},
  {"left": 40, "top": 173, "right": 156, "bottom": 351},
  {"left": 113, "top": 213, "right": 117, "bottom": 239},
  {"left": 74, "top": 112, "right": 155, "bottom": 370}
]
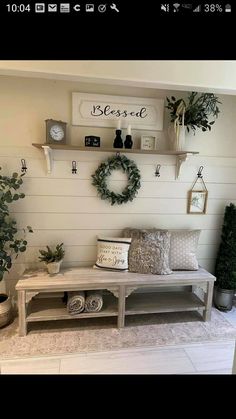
[{"left": 45, "top": 119, "right": 67, "bottom": 144}]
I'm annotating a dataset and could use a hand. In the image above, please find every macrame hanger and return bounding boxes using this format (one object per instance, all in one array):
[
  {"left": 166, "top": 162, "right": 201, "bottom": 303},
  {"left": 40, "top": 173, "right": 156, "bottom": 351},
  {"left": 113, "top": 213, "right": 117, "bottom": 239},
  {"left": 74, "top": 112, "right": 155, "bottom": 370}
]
[
  {"left": 174, "top": 100, "right": 186, "bottom": 148},
  {"left": 191, "top": 166, "right": 207, "bottom": 191}
]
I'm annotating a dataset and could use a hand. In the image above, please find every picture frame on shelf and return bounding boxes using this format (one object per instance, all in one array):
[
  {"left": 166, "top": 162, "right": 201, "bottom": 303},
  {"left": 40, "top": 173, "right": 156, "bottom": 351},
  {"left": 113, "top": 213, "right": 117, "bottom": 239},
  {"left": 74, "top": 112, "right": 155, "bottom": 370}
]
[
  {"left": 187, "top": 190, "right": 208, "bottom": 214},
  {"left": 140, "top": 135, "right": 158, "bottom": 150}
]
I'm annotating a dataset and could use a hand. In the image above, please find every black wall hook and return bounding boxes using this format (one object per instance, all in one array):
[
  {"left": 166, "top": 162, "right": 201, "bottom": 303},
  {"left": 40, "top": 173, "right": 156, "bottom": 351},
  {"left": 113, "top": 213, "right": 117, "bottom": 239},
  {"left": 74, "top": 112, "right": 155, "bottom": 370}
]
[
  {"left": 197, "top": 166, "right": 204, "bottom": 178},
  {"left": 72, "top": 161, "right": 77, "bottom": 174},
  {"left": 21, "top": 159, "right": 27, "bottom": 173},
  {"left": 155, "top": 164, "right": 161, "bottom": 177}
]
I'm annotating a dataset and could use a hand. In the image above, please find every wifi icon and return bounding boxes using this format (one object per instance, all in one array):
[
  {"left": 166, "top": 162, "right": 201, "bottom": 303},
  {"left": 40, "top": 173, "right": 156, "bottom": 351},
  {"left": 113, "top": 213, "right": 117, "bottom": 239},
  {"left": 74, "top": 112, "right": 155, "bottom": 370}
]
[
  {"left": 193, "top": 5, "right": 201, "bottom": 12},
  {"left": 173, "top": 3, "right": 180, "bottom": 12}
]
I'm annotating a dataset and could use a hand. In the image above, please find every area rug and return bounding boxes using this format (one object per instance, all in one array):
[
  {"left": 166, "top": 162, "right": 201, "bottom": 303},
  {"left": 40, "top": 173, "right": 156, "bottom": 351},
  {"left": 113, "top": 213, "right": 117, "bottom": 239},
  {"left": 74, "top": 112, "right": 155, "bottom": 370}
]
[{"left": 0, "top": 308, "right": 236, "bottom": 359}]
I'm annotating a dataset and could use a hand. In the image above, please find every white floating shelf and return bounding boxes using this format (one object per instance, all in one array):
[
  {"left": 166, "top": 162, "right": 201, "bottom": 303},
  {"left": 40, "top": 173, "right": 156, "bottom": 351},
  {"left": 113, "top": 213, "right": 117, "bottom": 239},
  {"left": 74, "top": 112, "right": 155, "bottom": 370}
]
[{"left": 32, "top": 143, "right": 199, "bottom": 179}]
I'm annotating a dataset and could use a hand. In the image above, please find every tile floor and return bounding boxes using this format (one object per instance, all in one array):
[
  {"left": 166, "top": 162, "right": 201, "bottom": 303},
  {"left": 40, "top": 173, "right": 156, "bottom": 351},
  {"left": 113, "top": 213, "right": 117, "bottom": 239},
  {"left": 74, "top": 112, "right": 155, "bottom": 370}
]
[{"left": 1, "top": 305, "right": 236, "bottom": 375}]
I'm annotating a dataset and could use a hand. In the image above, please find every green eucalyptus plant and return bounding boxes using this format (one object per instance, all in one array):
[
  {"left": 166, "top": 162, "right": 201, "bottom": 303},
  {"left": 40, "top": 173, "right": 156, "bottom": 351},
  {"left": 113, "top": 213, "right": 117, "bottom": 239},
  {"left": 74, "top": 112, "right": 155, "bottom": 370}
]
[
  {"left": 0, "top": 167, "right": 33, "bottom": 281},
  {"left": 166, "top": 91, "right": 221, "bottom": 133},
  {"left": 38, "top": 243, "right": 65, "bottom": 264}
]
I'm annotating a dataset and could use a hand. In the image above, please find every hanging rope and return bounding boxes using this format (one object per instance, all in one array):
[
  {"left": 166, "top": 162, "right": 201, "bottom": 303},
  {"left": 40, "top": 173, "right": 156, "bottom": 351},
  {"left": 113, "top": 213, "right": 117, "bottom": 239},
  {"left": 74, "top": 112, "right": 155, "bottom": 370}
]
[
  {"left": 174, "top": 100, "right": 186, "bottom": 149},
  {"left": 191, "top": 166, "right": 208, "bottom": 191}
]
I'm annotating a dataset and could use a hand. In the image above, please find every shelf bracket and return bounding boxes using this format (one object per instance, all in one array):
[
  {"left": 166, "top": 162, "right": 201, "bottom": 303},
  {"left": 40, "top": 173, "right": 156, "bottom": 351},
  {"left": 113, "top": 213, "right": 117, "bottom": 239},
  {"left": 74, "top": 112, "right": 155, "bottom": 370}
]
[
  {"left": 176, "top": 153, "right": 191, "bottom": 179},
  {"left": 42, "top": 145, "right": 53, "bottom": 174}
]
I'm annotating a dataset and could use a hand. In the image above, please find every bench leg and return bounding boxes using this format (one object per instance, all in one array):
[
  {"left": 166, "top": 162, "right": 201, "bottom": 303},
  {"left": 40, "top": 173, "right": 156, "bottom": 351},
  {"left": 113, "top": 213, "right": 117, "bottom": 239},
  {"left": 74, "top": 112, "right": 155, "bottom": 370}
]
[
  {"left": 203, "top": 282, "right": 214, "bottom": 322},
  {"left": 18, "top": 290, "right": 27, "bottom": 336},
  {"left": 118, "top": 285, "right": 126, "bottom": 328}
]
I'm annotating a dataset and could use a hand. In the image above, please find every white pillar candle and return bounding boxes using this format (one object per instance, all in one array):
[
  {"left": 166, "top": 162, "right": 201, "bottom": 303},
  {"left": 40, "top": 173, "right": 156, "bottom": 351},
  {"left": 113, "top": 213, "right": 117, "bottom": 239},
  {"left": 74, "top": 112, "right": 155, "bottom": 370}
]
[
  {"left": 127, "top": 124, "right": 131, "bottom": 135},
  {"left": 117, "top": 119, "right": 121, "bottom": 130}
]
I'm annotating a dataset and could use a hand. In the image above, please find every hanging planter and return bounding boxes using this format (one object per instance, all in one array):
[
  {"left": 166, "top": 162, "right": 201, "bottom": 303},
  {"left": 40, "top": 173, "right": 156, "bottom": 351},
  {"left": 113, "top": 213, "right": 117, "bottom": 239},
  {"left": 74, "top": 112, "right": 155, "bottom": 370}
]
[
  {"left": 167, "top": 123, "right": 186, "bottom": 151},
  {"left": 166, "top": 92, "right": 221, "bottom": 151}
]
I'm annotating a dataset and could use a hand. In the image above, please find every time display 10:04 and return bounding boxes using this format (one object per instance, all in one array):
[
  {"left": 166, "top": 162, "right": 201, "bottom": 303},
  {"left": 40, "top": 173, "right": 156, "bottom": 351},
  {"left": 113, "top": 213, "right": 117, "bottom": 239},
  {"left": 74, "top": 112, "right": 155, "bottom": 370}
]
[{"left": 6, "top": 4, "right": 30, "bottom": 12}]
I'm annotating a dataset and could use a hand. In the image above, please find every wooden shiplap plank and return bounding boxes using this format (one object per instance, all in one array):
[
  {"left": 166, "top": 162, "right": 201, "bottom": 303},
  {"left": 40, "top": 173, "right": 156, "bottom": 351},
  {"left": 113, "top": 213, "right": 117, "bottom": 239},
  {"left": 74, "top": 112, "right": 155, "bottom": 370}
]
[
  {"left": 13, "top": 212, "right": 224, "bottom": 230},
  {"left": 20, "top": 177, "right": 236, "bottom": 199},
  {"left": 11, "top": 243, "right": 219, "bottom": 264},
  {"left": 22, "top": 228, "right": 222, "bottom": 247},
  {"left": 9, "top": 195, "right": 236, "bottom": 215}
]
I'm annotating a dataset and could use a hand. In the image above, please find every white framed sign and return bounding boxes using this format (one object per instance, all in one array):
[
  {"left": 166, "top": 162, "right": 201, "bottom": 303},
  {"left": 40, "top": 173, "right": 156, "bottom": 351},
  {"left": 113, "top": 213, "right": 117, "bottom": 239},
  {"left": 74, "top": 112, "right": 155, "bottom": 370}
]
[
  {"left": 141, "top": 135, "right": 158, "bottom": 150},
  {"left": 72, "top": 93, "right": 164, "bottom": 131}
]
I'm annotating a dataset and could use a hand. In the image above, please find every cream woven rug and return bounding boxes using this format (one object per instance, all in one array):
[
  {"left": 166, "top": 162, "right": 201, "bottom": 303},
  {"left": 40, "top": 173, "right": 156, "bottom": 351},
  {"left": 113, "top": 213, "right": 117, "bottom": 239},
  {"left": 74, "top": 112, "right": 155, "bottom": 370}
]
[{"left": 0, "top": 308, "right": 236, "bottom": 359}]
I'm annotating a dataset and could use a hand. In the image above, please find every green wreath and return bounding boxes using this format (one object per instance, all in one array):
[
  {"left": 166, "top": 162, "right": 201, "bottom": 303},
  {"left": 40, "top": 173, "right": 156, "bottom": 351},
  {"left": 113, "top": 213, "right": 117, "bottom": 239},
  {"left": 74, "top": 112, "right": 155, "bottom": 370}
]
[{"left": 91, "top": 154, "right": 141, "bottom": 206}]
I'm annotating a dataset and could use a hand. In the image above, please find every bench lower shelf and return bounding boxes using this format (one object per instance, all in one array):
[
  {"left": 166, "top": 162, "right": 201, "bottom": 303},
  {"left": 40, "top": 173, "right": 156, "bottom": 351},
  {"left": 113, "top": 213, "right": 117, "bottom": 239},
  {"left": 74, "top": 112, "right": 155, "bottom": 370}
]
[
  {"left": 26, "top": 291, "right": 204, "bottom": 323},
  {"left": 27, "top": 294, "right": 118, "bottom": 322}
]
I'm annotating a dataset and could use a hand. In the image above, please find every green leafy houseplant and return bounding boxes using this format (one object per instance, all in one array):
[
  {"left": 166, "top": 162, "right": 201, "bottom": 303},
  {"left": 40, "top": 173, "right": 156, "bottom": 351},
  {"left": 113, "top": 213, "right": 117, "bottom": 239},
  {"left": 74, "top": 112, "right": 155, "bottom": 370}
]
[
  {"left": 0, "top": 168, "right": 33, "bottom": 282},
  {"left": 38, "top": 243, "right": 65, "bottom": 263},
  {"left": 166, "top": 92, "right": 221, "bottom": 133},
  {"left": 39, "top": 243, "right": 65, "bottom": 274}
]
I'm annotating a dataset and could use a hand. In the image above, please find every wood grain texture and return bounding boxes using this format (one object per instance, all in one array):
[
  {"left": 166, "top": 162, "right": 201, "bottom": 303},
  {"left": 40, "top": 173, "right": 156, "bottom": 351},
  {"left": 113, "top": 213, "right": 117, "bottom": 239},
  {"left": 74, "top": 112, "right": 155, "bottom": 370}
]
[
  {"left": 27, "top": 295, "right": 118, "bottom": 322},
  {"left": 125, "top": 292, "right": 205, "bottom": 314},
  {"left": 15, "top": 266, "right": 215, "bottom": 334},
  {"left": 18, "top": 290, "right": 27, "bottom": 337},
  {"left": 32, "top": 143, "right": 199, "bottom": 155},
  {"left": 16, "top": 267, "right": 215, "bottom": 291}
]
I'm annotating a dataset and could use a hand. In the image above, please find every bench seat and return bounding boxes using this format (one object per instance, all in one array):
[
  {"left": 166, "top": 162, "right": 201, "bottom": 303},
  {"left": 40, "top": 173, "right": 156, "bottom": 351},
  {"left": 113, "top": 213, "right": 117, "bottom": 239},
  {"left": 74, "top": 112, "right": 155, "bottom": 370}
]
[{"left": 16, "top": 266, "right": 216, "bottom": 336}]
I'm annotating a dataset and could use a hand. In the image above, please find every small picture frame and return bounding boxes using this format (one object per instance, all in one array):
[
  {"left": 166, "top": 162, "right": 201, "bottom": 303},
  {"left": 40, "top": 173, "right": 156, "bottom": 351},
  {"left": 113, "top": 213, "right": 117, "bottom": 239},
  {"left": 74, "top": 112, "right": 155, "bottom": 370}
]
[
  {"left": 140, "top": 135, "right": 158, "bottom": 150},
  {"left": 187, "top": 190, "right": 208, "bottom": 214}
]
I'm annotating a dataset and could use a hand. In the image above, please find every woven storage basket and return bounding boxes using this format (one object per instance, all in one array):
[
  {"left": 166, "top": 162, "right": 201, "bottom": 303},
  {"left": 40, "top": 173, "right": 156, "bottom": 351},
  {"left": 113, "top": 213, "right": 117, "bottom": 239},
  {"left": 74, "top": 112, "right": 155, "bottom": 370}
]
[{"left": 0, "top": 294, "right": 12, "bottom": 328}]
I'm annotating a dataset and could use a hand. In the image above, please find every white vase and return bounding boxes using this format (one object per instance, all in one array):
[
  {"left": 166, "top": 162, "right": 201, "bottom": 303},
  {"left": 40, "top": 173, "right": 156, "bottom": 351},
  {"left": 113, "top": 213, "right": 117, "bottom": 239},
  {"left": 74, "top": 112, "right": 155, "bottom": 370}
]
[
  {"left": 46, "top": 261, "right": 62, "bottom": 274},
  {"left": 168, "top": 124, "right": 186, "bottom": 151}
]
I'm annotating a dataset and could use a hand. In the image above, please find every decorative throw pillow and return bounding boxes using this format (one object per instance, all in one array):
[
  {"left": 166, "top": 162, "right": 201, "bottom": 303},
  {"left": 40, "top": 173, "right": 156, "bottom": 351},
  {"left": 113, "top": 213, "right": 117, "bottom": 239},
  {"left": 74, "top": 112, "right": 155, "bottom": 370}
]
[
  {"left": 94, "top": 237, "right": 131, "bottom": 271},
  {"left": 123, "top": 227, "right": 161, "bottom": 239},
  {"left": 128, "top": 230, "right": 172, "bottom": 275},
  {"left": 169, "top": 230, "right": 201, "bottom": 270}
]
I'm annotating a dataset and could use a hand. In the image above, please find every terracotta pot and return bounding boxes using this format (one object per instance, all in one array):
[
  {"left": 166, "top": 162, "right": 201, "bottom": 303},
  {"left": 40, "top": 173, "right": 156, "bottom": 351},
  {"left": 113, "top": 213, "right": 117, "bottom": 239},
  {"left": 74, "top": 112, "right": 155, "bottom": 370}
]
[
  {"left": 46, "top": 260, "right": 62, "bottom": 274},
  {"left": 0, "top": 294, "right": 12, "bottom": 328}
]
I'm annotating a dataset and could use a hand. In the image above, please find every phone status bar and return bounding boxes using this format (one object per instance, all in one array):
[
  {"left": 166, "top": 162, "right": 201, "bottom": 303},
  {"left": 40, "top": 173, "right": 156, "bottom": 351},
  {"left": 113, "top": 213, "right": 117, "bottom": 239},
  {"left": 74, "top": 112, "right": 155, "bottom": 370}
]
[
  {"left": 160, "top": 4, "right": 231, "bottom": 13},
  {"left": 4, "top": 3, "right": 121, "bottom": 14}
]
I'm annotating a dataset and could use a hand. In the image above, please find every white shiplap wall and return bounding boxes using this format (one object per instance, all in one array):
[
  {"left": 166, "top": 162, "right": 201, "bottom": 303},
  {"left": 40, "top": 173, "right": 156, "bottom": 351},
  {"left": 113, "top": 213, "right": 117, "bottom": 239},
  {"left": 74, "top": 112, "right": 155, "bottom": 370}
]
[{"left": 1, "top": 75, "right": 236, "bottom": 301}]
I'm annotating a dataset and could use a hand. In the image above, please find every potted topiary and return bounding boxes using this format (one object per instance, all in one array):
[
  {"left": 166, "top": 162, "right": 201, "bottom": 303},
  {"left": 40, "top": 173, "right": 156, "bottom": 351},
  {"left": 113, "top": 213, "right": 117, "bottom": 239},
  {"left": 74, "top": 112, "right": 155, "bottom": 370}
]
[
  {"left": 214, "top": 203, "right": 236, "bottom": 311},
  {"left": 38, "top": 243, "right": 65, "bottom": 274},
  {"left": 0, "top": 167, "right": 33, "bottom": 327},
  {"left": 166, "top": 91, "right": 221, "bottom": 150}
]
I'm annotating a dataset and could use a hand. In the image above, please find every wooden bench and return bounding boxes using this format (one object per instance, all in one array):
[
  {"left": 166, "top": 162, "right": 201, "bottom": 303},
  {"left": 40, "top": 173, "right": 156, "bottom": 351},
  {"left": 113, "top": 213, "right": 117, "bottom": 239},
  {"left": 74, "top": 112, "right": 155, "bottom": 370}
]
[{"left": 15, "top": 266, "right": 216, "bottom": 336}]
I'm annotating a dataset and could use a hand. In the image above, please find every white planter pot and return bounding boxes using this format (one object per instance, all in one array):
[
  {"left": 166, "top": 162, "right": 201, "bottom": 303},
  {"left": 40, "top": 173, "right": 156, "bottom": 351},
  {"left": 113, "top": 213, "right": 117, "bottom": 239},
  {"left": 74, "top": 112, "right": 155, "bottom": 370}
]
[
  {"left": 168, "top": 124, "right": 186, "bottom": 151},
  {"left": 0, "top": 294, "right": 12, "bottom": 328},
  {"left": 46, "top": 261, "right": 62, "bottom": 274}
]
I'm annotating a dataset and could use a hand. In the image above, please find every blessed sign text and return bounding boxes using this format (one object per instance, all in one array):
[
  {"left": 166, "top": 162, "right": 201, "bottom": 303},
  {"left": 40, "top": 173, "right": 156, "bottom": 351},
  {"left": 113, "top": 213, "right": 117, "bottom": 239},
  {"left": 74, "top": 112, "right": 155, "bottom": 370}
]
[{"left": 72, "top": 93, "right": 164, "bottom": 130}]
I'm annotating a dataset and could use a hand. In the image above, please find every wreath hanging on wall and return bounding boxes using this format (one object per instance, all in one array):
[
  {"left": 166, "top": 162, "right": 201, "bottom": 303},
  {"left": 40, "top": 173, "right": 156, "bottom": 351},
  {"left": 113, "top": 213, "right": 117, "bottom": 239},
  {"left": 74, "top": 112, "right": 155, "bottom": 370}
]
[{"left": 91, "top": 154, "right": 141, "bottom": 206}]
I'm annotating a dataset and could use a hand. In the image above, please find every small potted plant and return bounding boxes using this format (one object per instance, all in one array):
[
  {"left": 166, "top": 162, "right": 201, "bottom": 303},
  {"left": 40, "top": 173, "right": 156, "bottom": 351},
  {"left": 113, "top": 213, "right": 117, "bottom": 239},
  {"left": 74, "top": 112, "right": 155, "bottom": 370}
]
[
  {"left": 166, "top": 91, "right": 221, "bottom": 150},
  {"left": 38, "top": 243, "right": 65, "bottom": 274}
]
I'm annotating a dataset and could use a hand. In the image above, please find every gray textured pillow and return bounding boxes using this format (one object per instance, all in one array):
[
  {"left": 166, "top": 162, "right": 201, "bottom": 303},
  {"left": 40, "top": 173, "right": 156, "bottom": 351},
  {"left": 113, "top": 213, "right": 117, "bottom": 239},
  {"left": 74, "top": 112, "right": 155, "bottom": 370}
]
[
  {"left": 123, "top": 227, "right": 164, "bottom": 239},
  {"left": 170, "top": 230, "right": 201, "bottom": 270},
  {"left": 128, "top": 230, "right": 172, "bottom": 275}
]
